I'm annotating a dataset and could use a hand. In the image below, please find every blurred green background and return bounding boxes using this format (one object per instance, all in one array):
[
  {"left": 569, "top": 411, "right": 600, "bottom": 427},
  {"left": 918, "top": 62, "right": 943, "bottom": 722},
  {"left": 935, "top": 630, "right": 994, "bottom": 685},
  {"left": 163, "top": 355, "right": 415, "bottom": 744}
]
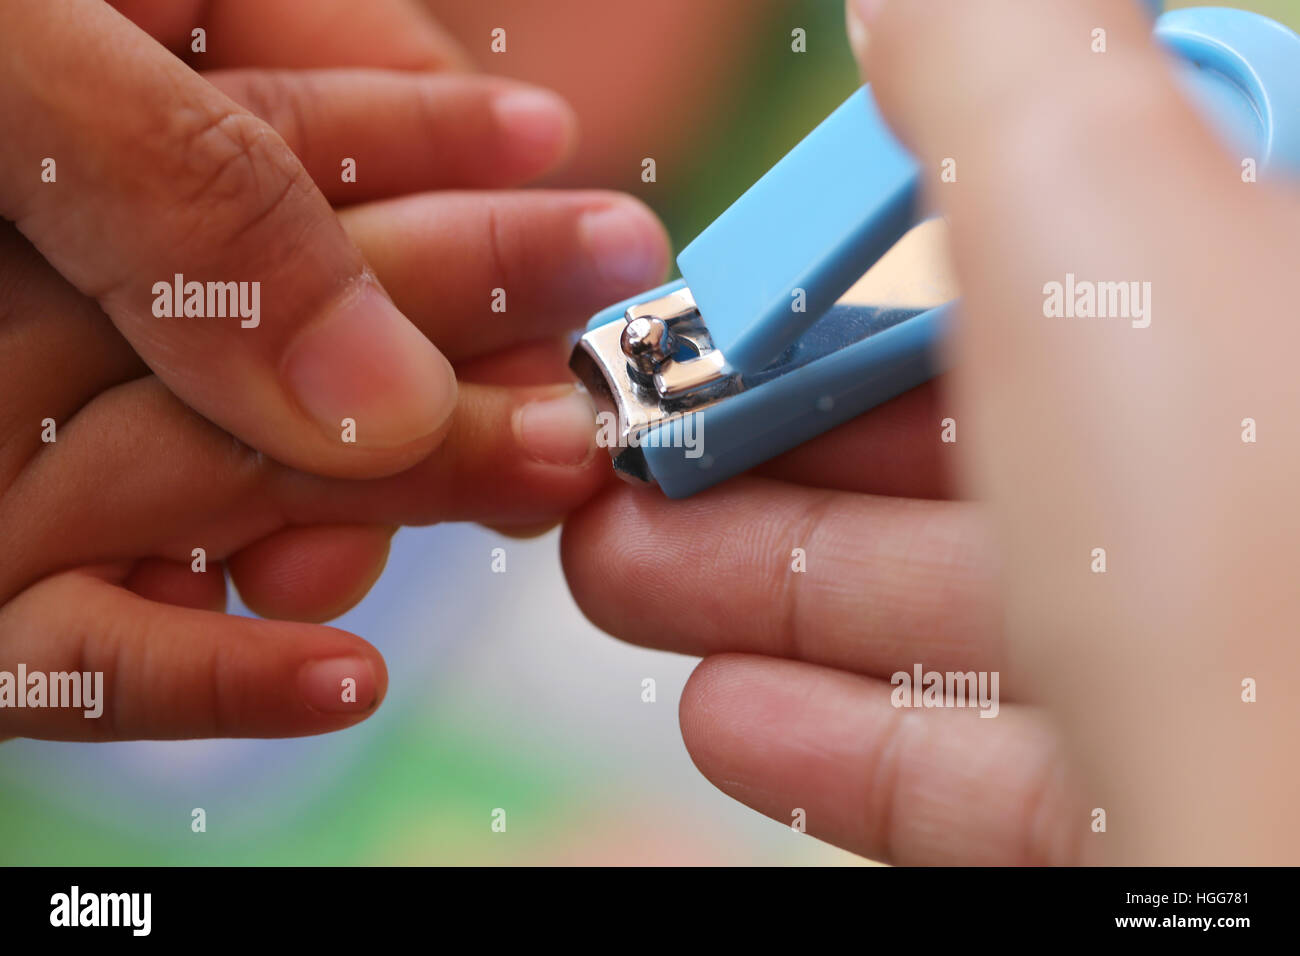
[{"left": 2, "top": 0, "right": 1294, "bottom": 866}]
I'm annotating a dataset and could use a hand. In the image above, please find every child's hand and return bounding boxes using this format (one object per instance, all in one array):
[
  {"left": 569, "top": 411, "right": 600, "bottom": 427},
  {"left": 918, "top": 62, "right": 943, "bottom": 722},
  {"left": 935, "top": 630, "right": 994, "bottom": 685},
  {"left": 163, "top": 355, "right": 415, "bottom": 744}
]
[
  {"left": 562, "top": 0, "right": 1300, "bottom": 864},
  {"left": 0, "top": 0, "right": 668, "bottom": 742}
]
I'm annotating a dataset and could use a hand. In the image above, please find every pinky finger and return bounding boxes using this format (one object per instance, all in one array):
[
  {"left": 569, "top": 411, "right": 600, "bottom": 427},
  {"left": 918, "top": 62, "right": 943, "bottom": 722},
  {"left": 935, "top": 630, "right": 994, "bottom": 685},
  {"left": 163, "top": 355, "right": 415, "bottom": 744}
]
[{"left": 0, "top": 571, "right": 387, "bottom": 741}]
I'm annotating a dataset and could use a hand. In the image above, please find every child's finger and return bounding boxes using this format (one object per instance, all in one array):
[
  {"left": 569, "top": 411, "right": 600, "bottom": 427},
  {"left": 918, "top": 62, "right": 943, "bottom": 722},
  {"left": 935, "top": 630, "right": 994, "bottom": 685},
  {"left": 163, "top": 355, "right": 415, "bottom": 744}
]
[
  {"left": 0, "top": 178, "right": 658, "bottom": 468},
  {"left": 226, "top": 524, "right": 396, "bottom": 623},
  {"left": 207, "top": 70, "right": 577, "bottom": 203},
  {"left": 455, "top": 338, "right": 574, "bottom": 387},
  {"left": 0, "top": 570, "right": 387, "bottom": 741},
  {"left": 560, "top": 479, "right": 1003, "bottom": 681},
  {"left": 678, "top": 654, "right": 1082, "bottom": 865},
  {"left": 123, "top": 557, "right": 228, "bottom": 613},
  {"left": 339, "top": 191, "right": 669, "bottom": 363},
  {"left": 123, "top": 526, "right": 396, "bottom": 624},
  {"left": 275, "top": 382, "right": 608, "bottom": 528},
  {"left": 110, "top": 0, "right": 472, "bottom": 72},
  {"left": 200, "top": 0, "right": 472, "bottom": 73},
  {"left": 0, "top": 377, "right": 605, "bottom": 603},
  {"left": 0, "top": 0, "right": 457, "bottom": 481}
]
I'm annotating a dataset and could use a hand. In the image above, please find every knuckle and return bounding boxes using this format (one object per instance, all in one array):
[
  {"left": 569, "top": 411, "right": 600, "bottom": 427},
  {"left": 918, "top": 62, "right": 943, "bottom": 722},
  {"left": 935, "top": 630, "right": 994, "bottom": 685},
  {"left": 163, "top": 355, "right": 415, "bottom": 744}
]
[
  {"left": 481, "top": 198, "right": 513, "bottom": 294},
  {"left": 204, "top": 640, "right": 242, "bottom": 738},
  {"left": 170, "top": 105, "right": 313, "bottom": 249},
  {"left": 862, "top": 705, "right": 912, "bottom": 862},
  {"left": 776, "top": 492, "right": 836, "bottom": 659},
  {"left": 412, "top": 76, "right": 456, "bottom": 157},
  {"left": 226, "top": 71, "right": 312, "bottom": 162},
  {"left": 67, "top": 619, "right": 126, "bottom": 740},
  {"left": 1022, "top": 746, "right": 1083, "bottom": 865}
]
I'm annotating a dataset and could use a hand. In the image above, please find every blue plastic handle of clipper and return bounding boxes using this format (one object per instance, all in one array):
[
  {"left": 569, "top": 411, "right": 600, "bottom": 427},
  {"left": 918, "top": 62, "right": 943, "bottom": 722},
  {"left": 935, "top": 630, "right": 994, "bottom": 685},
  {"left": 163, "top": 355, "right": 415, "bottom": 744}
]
[
  {"left": 617, "top": 7, "right": 1300, "bottom": 498},
  {"left": 1156, "top": 8, "right": 1300, "bottom": 176},
  {"left": 643, "top": 303, "right": 953, "bottom": 498},
  {"left": 675, "top": 87, "right": 920, "bottom": 376}
]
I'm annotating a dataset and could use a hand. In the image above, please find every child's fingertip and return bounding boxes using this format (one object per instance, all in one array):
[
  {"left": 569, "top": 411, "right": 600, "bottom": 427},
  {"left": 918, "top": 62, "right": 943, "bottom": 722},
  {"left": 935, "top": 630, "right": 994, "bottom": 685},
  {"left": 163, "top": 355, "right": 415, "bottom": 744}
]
[
  {"left": 492, "top": 86, "right": 578, "bottom": 174},
  {"left": 298, "top": 655, "right": 385, "bottom": 716},
  {"left": 579, "top": 196, "right": 671, "bottom": 290}
]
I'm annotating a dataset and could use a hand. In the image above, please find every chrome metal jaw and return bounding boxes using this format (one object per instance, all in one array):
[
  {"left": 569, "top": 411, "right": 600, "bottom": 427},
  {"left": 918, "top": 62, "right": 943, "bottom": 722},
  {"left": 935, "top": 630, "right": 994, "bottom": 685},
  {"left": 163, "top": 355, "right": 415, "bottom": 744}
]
[{"left": 569, "top": 288, "right": 739, "bottom": 483}]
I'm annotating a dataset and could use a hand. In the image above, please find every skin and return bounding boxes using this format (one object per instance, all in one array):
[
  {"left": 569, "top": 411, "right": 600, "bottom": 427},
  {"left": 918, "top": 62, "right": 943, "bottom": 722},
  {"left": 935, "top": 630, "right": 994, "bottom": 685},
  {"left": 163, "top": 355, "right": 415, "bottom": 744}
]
[
  {"left": 422, "top": 0, "right": 776, "bottom": 188},
  {"left": 0, "top": 0, "right": 669, "bottom": 741},
  {"left": 562, "top": 0, "right": 1300, "bottom": 864}
]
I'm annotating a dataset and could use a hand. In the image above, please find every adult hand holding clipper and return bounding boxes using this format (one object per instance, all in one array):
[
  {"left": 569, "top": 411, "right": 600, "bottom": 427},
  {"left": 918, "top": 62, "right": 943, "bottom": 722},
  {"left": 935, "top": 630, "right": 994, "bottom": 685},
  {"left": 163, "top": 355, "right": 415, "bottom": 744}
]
[{"left": 563, "top": 1, "right": 1300, "bottom": 864}]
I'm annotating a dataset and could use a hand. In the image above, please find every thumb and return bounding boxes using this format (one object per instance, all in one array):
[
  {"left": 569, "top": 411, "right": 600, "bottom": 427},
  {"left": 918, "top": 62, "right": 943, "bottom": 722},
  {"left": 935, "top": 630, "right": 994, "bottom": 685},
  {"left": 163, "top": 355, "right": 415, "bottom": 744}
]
[
  {"left": 845, "top": 0, "right": 1300, "bottom": 865},
  {"left": 0, "top": 0, "right": 456, "bottom": 478},
  {"left": 844, "top": 0, "right": 1298, "bottom": 514}
]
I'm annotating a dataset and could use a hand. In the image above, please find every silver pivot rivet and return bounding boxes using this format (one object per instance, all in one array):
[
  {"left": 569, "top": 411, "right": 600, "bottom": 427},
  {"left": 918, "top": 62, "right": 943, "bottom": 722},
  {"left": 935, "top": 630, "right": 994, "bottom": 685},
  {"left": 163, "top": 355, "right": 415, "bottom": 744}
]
[{"left": 620, "top": 316, "right": 676, "bottom": 375}]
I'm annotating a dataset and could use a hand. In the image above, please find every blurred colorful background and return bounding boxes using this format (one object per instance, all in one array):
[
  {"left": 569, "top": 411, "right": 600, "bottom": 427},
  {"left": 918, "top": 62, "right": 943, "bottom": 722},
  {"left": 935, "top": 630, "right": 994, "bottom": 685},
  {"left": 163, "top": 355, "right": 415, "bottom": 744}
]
[{"left": 2, "top": 0, "right": 1295, "bottom": 866}]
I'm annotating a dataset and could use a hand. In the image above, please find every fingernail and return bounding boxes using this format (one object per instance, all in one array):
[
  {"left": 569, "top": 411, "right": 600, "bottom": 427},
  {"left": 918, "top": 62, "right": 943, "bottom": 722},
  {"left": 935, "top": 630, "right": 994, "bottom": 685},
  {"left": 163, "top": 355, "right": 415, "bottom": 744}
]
[
  {"left": 514, "top": 389, "right": 596, "bottom": 466},
  {"left": 298, "top": 657, "right": 378, "bottom": 714},
  {"left": 282, "top": 282, "right": 457, "bottom": 449},
  {"left": 579, "top": 200, "right": 668, "bottom": 289},
  {"left": 852, "top": 0, "right": 887, "bottom": 25},
  {"left": 492, "top": 87, "right": 574, "bottom": 161}
]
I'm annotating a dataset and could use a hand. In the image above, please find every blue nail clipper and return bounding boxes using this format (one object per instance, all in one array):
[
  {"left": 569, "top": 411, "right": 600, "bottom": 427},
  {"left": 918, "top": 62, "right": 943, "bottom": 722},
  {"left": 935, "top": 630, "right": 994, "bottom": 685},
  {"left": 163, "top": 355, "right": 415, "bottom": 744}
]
[{"left": 570, "top": 5, "right": 1300, "bottom": 498}]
